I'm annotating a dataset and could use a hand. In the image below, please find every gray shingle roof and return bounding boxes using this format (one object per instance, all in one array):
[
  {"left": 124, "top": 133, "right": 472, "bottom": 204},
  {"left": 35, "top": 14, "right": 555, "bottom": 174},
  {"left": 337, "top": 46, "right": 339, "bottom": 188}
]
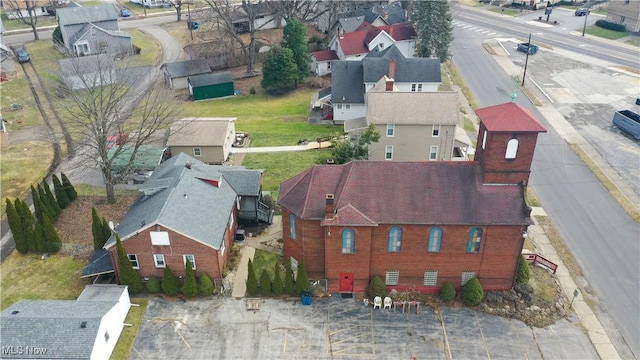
[
  {"left": 188, "top": 71, "right": 233, "bottom": 87},
  {"left": 105, "top": 153, "right": 262, "bottom": 250},
  {"left": 366, "top": 91, "right": 459, "bottom": 125},
  {"left": 57, "top": 4, "right": 118, "bottom": 26},
  {"left": 0, "top": 300, "right": 117, "bottom": 359},
  {"left": 363, "top": 46, "right": 441, "bottom": 83},
  {"left": 166, "top": 118, "right": 235, "bottom": 147},
  {"left": 162, "top": 59, "right": 212, "bottom": 78},
  {"left": 331, "top": 61, "right": 365, "bottom": 104}
]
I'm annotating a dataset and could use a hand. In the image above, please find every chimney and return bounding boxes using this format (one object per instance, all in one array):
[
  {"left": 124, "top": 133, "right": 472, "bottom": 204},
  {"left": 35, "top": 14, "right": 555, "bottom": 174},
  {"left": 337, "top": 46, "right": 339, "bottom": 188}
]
[
  {"left": 325, "top": 194, "right": 335, "bottom": 219},
  {"left": 339, "top": 28, "right": 344, "bottom": 39},
  {"left": 388, "top": 59, "right": 396, "bottom": 80},
  {"left": 385, "top": 77, "right": 394, "bottom": 91}
]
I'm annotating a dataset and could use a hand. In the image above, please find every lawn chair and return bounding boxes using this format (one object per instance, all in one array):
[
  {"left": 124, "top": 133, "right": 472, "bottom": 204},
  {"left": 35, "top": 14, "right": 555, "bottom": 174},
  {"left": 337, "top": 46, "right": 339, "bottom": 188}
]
[
  {"left": 383, "top": 297, "right": 392, "bottom": 310},
  {"left": 373, "top": 296, "right": 382, "bottom": 309}
]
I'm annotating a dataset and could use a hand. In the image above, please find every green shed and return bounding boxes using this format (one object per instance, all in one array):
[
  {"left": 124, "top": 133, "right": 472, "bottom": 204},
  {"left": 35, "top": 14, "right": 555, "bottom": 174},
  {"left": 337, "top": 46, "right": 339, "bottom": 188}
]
[{"left": 188, "top": 71, "right": 235, "bottom": 101}]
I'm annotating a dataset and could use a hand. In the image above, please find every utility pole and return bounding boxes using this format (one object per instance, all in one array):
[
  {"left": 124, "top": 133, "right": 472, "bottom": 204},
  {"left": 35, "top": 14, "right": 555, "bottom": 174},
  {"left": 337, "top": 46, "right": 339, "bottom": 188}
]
[
  {"left": 188, "top": 2, "right": 193, "bottom": 41},
  {"left": 582, "top": 4, "right": 590, "bottom": 37},
  {"left": 521, "top": 33, "right": 532, "bottom": 86}
]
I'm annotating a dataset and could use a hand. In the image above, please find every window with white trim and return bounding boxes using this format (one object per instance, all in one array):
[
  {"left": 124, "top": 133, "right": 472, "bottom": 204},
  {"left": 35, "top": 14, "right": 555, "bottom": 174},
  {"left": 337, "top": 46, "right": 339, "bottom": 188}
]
[
  {"left": 423, "top": 271, "right": 438, "bottom": 286},
  {"left": 432, "top": 125, "right": 440, "bottom": 137},
  {"left": 128, "top": 254, "right": 139, "bottom": 269},
  {"left": 337, "top": 104, "right": 343, "bottom": 110},
  {"left": 328, "top": 61, "right": 331, "bottom": 70},
  {"left": 506, "top": 138, "right": 519, "bottom": 159},
  {"left": 193, "top": 147, "right": 201, "bottom": 157},
  {"left": 386, "top": 124, "right": 395, "bottom": 137},
  {"left": 385, "top": 270, "right": 399, "bottom": 285},
  {"left": 429, "top": 146, "right": 438, "bottom": 161},
  {"left": 482, "top": 130, "right": 487, "bottom": 150},
  {"left": 461, "top": 271, "right": 476, "bottom": 286},
  {"left": 153, "top": 254, "right": 165, "bottom": 268},
  {"left": 183, "top": 254, "right": 196, "bottom": 270},
  {"left": 220, "top": 240, "right": 226, "bottom": 257},
  {"left": 229, "top": 213, "right": 234, "bottom": 229},
  {"left": 345, "top": 104, "right": 351, "bottom": 110},
  {"left": 385, "top": 145, "right": 393, "bottom": 160},
  {"left": 411, "top": 83, "right": 423, "bottom": 92},
  {"left": 290, "top": 257, "right": 298, "bottom": 273}
]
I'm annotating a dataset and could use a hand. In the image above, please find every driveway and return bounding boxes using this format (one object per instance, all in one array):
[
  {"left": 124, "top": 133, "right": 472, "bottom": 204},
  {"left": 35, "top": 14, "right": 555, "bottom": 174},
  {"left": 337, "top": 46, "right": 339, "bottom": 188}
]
[{"left": 131, "top": 296, "right": 597, "bottom": 359}]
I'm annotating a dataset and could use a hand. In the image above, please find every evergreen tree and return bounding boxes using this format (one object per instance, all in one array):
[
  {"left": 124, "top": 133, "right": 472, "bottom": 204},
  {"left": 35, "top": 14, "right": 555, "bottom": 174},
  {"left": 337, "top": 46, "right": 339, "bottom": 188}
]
[
  {"left": 284, "top": 259, "right": 294, "bottom": 295},
  {"left": 101, "top": 218, "right": 113, "bottom": 244},
  {"left": 272, "top": 263, "right": 284, "bottom": 296},
  {"left": 42, "top": 181, "right": 61, "bottom": 218},
  {"left": 34, "top": 221, "right": 47, "bottom": 252},
  {"left": 6, "top": 199, "right": 27, "bottom": 253},
  {"left": 41, "top": 212, "right": 62, "bottom": 253},
  {"left": 61, "top": 172, "right": 78, "bottom": 201},
  {"left": 281, "top": 18, "right": 309, "bottom": 82},
  {"left": 246, "top": 259, "right": 259, "bottom": 296},
  {"left": 410, "top": 0, "right": 453, "bottom": 62},
  {"left": 37, "top": 184, "right": 56, "bottom": 222},
  {"left": 146, "top": 276, "right": 161, "bottom": 293},
  {"left": 295, "top": 259, "right": 310, "bottom": 296},
  {"left": 198, "top": 273, "right": 215, "bottom": 296},
  {"left": 259, "top": 270, "right": 272, "bottom": 296},
  {"left": 115, "top": 234, "right": 143, "bottom": 293},
  {"left": 261, "top": 47, "right": 298, "bottom": 93},
  {"left": 92, "top": 207, "right": 103, "bottom": 250},
  {"left": 516, "top": 255, "right": 531, "bottom": 284},
  {"left": 462, "top": 277, "right": 484, "bottom": 306},
  {"left": 16, "top": 199, "right": 37, "bottom": 252},
  {"left": 182, "top": 260, "right": 198, "bottom": 298},
  {"left": 161, "top": 266, "right": 179, "bottom": 296},
  {"left": 31, "top": 185, "right": 45, "bottom": 224},
  {"left": 52, "top": 174, "right": 70, "bottom": 209}
]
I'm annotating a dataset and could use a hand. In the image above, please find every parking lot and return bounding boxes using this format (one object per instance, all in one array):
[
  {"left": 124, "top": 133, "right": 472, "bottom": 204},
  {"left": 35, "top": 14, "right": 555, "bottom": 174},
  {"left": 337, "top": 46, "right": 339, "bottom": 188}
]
[{"left": 131, "top": 296, "right": 597, "bottom": 359}]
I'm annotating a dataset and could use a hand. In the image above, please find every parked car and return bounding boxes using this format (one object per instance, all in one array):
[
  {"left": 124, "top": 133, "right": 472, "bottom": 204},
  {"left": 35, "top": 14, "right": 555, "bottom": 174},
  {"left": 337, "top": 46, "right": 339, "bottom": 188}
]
[
  {"left": 14, "top": 46, "right": 30, "bottom": 63},
  {"left": 106, "top": 132, "right": 129, "bottom": 149},
  {"left": 575, "top": 8, "right": 589, "bottom": 16},
  {"left": 120, "top": 8, "right": 131, "bottom": 17},
  {"left": 517, "top": 42, "right": 538, "bottom": 55}
]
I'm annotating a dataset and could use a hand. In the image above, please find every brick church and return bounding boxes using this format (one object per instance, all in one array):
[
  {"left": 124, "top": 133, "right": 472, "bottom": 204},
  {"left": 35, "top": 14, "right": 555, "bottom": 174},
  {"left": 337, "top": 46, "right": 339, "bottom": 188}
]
[{"left": 278, "top": 102, "right": 546, "bottom": 293}]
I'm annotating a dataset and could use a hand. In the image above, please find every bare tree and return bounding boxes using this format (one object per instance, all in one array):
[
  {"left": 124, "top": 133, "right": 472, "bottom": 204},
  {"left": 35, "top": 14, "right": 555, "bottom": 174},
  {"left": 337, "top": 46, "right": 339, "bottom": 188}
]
[
  {"left": 53, "top": 54, "right": 179, "bottom": 204},
  {"left": 266, "top": 0, "right": 328, "bottom": 23},
  {"left": 166, "top": 0, "right": 186, "bottom": 21},
  {"left": 3, "top": 0, "right": 44, "bottom": 40}
]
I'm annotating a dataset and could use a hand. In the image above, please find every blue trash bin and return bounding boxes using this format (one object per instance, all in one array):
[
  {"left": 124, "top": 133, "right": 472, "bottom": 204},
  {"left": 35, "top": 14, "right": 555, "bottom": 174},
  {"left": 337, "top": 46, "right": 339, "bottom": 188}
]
[{"left": 301, "top": 290, "right": 312, "bottom": 305}]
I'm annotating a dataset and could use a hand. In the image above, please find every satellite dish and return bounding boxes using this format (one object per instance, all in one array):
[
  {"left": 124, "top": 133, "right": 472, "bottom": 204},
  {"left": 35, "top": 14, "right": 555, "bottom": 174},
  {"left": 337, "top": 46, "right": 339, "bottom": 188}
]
[{"left": 109, "top": 221, "right": 115, "bottom": 230}]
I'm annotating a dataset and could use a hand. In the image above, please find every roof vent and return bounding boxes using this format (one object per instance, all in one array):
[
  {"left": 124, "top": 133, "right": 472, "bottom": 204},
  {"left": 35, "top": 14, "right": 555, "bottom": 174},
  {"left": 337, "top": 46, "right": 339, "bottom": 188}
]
[
  {"left": 80, "top": 321, "right": 87, "bottom": 328},
  {"left": 11, "top": 310, "right": 19, "bottom": 315}
]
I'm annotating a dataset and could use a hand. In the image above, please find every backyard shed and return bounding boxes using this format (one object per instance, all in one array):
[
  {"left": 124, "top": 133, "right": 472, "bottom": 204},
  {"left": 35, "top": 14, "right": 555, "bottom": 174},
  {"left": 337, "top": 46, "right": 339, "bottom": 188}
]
[
  {"left": 188, "top": 71, "right": 235, "bottom": 101},
  {"left": 161, "top": 59, "right": 212, "bottom": 90}
]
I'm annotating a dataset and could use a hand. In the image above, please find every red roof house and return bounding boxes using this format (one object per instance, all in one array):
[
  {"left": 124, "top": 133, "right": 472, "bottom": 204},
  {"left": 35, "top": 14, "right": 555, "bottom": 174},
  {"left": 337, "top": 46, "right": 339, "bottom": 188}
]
[
  {"left": 329, "top": 23, "right": 417, "bottom": 61},
  {"left": 278, "top": 103, "right": 546, "bottom": 294}
]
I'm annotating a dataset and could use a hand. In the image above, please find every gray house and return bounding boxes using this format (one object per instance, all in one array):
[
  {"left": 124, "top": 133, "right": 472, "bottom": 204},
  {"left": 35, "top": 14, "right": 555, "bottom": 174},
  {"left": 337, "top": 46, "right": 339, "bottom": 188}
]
[
  {"left": 162, "top": 59, "right": 212, "bottom": 90},
  {"left": 56, "top": 5, "right": 132, "bottom": 56}
]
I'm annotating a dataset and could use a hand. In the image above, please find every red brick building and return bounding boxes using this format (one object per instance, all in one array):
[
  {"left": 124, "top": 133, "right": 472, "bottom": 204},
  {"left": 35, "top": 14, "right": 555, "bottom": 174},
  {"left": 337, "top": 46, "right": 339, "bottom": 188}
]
[{"left": 278, "top": 102, "right": 546, "bottom": 293}]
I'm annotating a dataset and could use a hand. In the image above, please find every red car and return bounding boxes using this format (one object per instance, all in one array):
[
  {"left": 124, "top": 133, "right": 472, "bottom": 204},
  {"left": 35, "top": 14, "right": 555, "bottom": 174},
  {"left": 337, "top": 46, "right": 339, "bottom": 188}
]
[{"left": 106, "top": 133, "right": 128, "bottom": 149}]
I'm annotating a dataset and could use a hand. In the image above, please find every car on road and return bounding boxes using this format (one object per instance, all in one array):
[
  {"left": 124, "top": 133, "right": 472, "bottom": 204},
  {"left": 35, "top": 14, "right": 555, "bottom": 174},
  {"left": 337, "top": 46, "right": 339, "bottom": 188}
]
[
  {"left": 14, "top": 46, "right": 30, "bottom": 63},
  {"left": 106, "top": 132, "right": 128, "bottom": 149},
  {"left": 120, "top": 8, "right": 131, "bottom": 17},
  {"left": 575, "top": 8, "right": 589, "bottom": 16}
]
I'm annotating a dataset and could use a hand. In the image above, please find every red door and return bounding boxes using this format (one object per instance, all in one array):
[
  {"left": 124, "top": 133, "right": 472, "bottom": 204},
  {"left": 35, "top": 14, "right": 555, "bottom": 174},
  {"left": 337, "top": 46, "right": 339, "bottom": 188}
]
[{"left": 339, "top": 273, "right": 354, "bottom": 292}]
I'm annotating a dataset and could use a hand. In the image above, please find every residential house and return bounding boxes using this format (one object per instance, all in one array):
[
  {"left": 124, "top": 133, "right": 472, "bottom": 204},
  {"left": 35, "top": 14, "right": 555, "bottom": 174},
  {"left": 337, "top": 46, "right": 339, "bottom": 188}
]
[
  {"left": 103, "top": 153, "right": 271, "bottom": 283},
  {"left": 329, "top": 45, "right": 441, "bottom": 123},
  {"left": 2, "top": 0, "right": 67, "bottom": 19},
  {"left": 0, "top": 285, "right": 130, "bottom": 360},
  {"left": 310, "top": 50, "right": 339, "bottom": 76},
  {"left": 56, "top": 4, "right": 132, "bottom": 56},
  {"left": 328, "top": 22, "right": 416, "bottom": 61},
  {"left": 231, "top": 1, "right": 285, "bottom": 33},
  {"left": 607, "top": 0, "right": 640, "bottom": 32},
  {"left": 314, "top": 0, "right": 394, "bottom": 35},
  {"left": 58, "top": 54, "right": 117, "bottom": 90},
  {"left": 162, "top": 59, "right": 212, "bottom": 90},
  {"left": 362, "top": 76, "right": 470, "bottom": 161},
  {"left": 188, "top": 71, "right": 235, "bottom": 101},
  {"left": 278, "top": 102, "right": 546, "bottom": 294},
  {"left": 129, "top": 0, "right": 169, "bottom": 8},
  {"left": 166, "top": 117, "right": 237, "bottom": 165}
]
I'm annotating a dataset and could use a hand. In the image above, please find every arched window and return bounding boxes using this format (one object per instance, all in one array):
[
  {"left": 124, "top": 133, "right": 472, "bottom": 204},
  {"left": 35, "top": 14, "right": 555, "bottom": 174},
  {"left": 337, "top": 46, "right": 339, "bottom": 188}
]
[
  {"left": 505, "top": 138, "right": 519, "bottom": 159},
  {"left": 388, "top": 227, "right": 402, "bottom": 252},
  {"left": 482, "top": 130, "right": 487, "bottom": 150},
  {"left": 467, "top": 227, "right": 482, "bottom": 253},
  {"left": 289, "top": 213, "right": 296, "bottom": 240},
  {"left": 428, "top": 227, "right": 442, "bottom": 252},
  {"left": 342, "top": 229, "right": 355, "bottom": 254}
]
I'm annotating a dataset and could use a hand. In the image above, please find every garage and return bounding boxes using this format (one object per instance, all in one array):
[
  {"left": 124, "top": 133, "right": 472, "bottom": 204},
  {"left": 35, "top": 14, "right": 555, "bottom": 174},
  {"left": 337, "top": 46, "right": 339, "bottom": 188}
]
[{"left": 188, "top": 71, "right": 235, "bottom": 101}]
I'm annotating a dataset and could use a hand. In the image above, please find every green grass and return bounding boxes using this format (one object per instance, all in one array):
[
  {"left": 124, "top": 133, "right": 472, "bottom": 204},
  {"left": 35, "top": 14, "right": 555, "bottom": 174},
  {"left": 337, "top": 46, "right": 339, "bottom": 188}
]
[
  {"left": 242, "top": 151, "right": 329, "bottom": 194},
  {"left": 0, "top": 252, "right": 90, "bottom": 310},
  {"left": 252, "top": 249, "right": 282, "bottom": 281},
  {"left": 110, "top": 297, "right": 149, "bottom": 360},
  {"left": 130, "top": 29, "right": 162, "bottom": 66},
  {"left": 0, "top": 14, "right": 58, "bottom": 32},
  {"left": 583, "top": 25, "right": 629, "bottom": 40}
]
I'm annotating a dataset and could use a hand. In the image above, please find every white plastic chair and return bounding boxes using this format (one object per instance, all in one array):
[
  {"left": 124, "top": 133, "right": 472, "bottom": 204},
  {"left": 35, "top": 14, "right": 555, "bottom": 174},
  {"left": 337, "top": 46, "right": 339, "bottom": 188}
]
[
  {"left": 383, "top": 296, "right": 392, "bottom": 310},
  {"left": 373, "top": 296, "right": 382, "bottom": 309}
]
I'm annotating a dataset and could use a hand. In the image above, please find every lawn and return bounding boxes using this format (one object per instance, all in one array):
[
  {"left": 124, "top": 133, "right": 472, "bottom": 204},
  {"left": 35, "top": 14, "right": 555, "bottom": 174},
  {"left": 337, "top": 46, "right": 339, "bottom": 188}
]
[
  {"left": 110, "top": 297, "right": 149, "bottom": 359},
  {"left": 0, "top": 252, "right": 90, "bottom": 310},
  {"left": 583, "top": 25, "right": 629, "bottom": 40},
  {"left": 130, "top": 29, "right": 162, "bottom": 66},
  {"left": 251, "top": 249, "right": 282, "bottom": 281}
]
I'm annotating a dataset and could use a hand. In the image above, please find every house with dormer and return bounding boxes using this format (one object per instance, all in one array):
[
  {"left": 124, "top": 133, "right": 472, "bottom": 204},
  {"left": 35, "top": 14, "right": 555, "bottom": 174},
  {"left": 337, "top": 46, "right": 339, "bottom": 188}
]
[
  {"left": 279, "top": 102, "right": 546, "bottom": 294},
  {"left": 100, "top": 153, "right": 271, "bottom": 283},
  {"left": 328, "top": 22, "right": 416, "bottom": 61},
  {"left": 56, "top": 4, "right": 132, "bottom": 56}
]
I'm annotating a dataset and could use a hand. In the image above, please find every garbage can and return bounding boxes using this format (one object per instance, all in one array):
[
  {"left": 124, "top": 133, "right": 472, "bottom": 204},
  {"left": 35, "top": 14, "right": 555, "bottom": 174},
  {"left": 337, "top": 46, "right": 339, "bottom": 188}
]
[{"left": 301, "top": 289, "right": 312, "bottom": 305}]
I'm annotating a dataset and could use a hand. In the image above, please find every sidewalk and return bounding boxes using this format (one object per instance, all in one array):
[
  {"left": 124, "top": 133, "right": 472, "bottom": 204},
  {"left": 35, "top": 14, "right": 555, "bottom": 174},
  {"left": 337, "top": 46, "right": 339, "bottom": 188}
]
[{"left": 528, "top": 207, "right": 621, "bottom": 360}]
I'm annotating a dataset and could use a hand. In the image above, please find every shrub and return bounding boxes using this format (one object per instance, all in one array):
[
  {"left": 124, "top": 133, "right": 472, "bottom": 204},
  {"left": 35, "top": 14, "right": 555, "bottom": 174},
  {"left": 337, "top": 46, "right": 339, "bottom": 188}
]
[
  {"left": 115, "top": 235, "right": 143, "bottom": 293},
  {"left": 61, "top": 173, "right": 77, "bottom": 201},
  {"left": 52, "top": 26, "right": 63, "bottom": 45},
  {"left": 246, "top": 259, "right": 259, "bottom": 296},
  {"left": 595, "top": 19, "right": 626, "bottom": 32},
  {"left": 295, "top": 260, "right": 309, "bottom": 296},
  {"left": 161, "top": 266, "right": 179, "bottom": 296},
  {"left": 260, "top": 270, "right": 272, "bottom": 296},
  {"left": 440, "top": 282, "right": 456, "bottom": 302},
  {"left": 198, "top": 273, "right": 215, "bottom": 296},
  {"left": 249, "top": 87, "right": 256, "bottom": 95},
  {"left": 284, "top": 259, "right": 294, "bottom": 295},
  {"left": 516, "top": 255, "right": 531, "bottom": 284},
  {"left": 367, "top": 276, "right": 386, "bottom": 300},
  {"left": 462, "top": 277, "right": 484, "bottom": 306},
  {"left": 272, "top": 263, "right": 284, "bottom": 296},
  {"left": 182, "top": 260, "right": 198, "bottom": 298},
  {"left": 133, "top": 44, "right": 142, "bottom": 55},
  {"left": 146, "top": 277, "right": 161, "bottom": 293}
]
